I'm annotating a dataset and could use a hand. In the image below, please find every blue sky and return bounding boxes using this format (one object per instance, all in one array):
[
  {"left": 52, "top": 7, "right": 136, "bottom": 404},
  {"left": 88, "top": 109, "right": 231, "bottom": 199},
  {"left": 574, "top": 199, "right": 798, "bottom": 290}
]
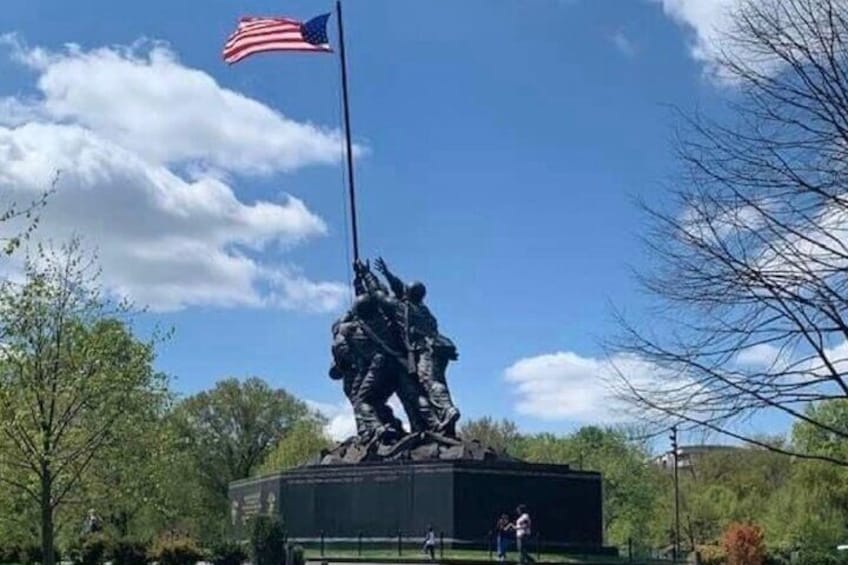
[{"left": 0, "top": 0, "right": 755, "bottom": 440}]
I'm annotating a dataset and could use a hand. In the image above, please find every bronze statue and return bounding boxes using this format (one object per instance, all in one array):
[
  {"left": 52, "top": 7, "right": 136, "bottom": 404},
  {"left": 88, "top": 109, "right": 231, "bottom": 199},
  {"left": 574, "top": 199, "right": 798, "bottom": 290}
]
[
  {"left": 370, "top": 257, "right": 460, "bottom": 435},
  {"left": 323, "top": 257, "right": 480, "bottom": 464}
]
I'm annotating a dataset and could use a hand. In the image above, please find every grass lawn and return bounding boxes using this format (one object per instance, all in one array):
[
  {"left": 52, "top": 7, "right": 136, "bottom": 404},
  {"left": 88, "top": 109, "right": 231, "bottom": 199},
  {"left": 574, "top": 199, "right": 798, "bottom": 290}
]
[{"left": 301, "top": 548, "right": 676, "bottom": 564}]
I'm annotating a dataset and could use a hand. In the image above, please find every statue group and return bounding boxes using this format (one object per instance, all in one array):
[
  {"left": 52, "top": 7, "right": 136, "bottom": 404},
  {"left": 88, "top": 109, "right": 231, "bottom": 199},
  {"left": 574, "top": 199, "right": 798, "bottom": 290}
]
[{"left": 324, "top": 257, "right": 492, "bottom": 463}]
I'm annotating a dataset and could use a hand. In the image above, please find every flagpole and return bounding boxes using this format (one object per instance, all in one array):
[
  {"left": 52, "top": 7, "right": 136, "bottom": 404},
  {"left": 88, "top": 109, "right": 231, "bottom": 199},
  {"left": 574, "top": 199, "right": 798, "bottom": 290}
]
[{"left": 336, "top": 0, "right": 360, "bottom": 265}]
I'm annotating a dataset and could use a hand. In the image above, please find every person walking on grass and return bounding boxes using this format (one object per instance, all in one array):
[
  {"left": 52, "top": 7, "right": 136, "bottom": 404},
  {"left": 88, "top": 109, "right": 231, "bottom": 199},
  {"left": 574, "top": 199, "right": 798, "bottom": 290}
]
[
  {"left": 495, "top": 513, "right": 513, "bottom": 562},
  {"left": 423, "top": 525, "right": 436, "bottom": 561},
  {"left": 515, "top": 505, "right": 534, "bottom": 564}
]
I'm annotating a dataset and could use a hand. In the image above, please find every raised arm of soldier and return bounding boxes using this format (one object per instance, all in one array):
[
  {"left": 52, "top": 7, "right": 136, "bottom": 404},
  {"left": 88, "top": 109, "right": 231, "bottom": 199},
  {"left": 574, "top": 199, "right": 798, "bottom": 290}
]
[
  {"left": 375, "top": 257, "right": 406, "bottom": 300},
  {"left": 353, "top": 259, "right": 388, "bottom": 297}
]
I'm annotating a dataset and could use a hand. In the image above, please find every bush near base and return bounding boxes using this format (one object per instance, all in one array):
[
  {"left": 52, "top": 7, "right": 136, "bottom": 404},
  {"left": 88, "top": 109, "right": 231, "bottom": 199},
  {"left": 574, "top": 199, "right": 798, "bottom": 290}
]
[
  {"left": 248, "top": 516, "right": 286, "bottom": 565},
  {"left": 209, "top": 540, "right": 247, "bottom": 565},
  {"left": 109, "top": 539, "right": 149, "bottom": 565},
  {"left": 148, "top": 533, "right": 205, "bottom": 565}
]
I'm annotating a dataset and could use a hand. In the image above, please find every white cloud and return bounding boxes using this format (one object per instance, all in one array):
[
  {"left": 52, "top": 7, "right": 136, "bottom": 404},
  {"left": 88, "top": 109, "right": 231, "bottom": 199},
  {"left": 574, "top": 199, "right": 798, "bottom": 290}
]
[
  {"left": 0, "top": 122, "right": 348, "bottom": 311},
  {"left": 0, "top": 37, "right": 352, "bottom": 312},
  {"left": 655, "top": 0, "right": 848, "bottom": 82},
  {"left": 504, "top": 351, "right": 656, "bottom": 423},
  {"left": 611, "top": 30, "right": 637, "bottom": 57},
  {"left": 654, "top": 0, "right": 738, "bottom": 78},
  {"left": 307, "top": 400, "right": 357, "bottom": 441},
  {"left": 308, "top": 395, "right": 408, "bottom": 442},
  {"left": 735, "top": 343, "right": 784, "bottom": 367},
  {"left": 1, "top": 35, "right": 349, "bottom": 175}
]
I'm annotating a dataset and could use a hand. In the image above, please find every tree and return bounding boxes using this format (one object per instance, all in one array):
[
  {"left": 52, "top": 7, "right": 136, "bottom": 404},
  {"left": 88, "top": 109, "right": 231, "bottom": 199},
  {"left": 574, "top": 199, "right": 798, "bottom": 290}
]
[
  {"left": 676, "top": 447, "right": 791, "bottom": 550},
  {"left": 769, "top": 400, "right": 848, "bottom": 549},
  {"left": 612, "top": 0, "right": 848, "bottom": 464},
  {"left": 722, "top": 523, "right": 766, "bottom": 565},
  {"left": 0, "top": 174, "right": 52, "bottom": 257},
  {"left": 72, "top": 384, "right": 177, "bottom": 540},
  {"left": 258, "top": 419, "right": 330, "bottom": 475},
  {"left": 459, "top": 417, "right": 523, "bottom": 454},
  {"left": 170, "top": 377, "right": 320, "bottom": 539},
  {"left": 521, "top": 426, "right": 665, "bottom": 551},
  {"left": 0, "top": 241, "right": 161, "bottom": 565}
]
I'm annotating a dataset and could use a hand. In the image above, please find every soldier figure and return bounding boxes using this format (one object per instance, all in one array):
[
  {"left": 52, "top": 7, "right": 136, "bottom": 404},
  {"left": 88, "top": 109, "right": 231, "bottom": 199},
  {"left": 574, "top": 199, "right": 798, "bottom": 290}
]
[
  {"left": 329, "top": 257, "right": 462, "bottom": 449},
  {"left": 367, "top": 258, "right": 461, "bottom": 436},
  {"left": 330, "top": 294, "right": 405, "bottom": 442}
]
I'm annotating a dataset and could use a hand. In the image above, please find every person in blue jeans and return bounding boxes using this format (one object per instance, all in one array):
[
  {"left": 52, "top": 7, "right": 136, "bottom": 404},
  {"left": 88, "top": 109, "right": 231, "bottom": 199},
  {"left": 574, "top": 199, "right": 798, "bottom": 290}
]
[{"left": 495, "top": 514, "right": 513, "bottom": 562}]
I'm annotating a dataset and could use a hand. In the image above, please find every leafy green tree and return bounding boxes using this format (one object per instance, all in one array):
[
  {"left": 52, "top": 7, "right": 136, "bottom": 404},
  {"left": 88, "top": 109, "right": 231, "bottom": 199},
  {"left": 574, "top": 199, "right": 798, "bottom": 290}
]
[
  {"left": 170, "top": 377, "right": 321, "bottom": 539},
  {"left": 521, "top": 426, "right": 665, "bottom": 550},
  {"left": 0, "top": 241, "right": 161, "bottom": 565},
  {"left": 258, "top": 419, "right": 330, "bottom": 474},
  {"left": 72, "top": 389, "right": 178, "bottom": 540},
  {"left": 459, "top": 417, "right": 523, "bottom": 455},
  {"left": 772, "top": 400, "right": 848, "bottom": 551}
]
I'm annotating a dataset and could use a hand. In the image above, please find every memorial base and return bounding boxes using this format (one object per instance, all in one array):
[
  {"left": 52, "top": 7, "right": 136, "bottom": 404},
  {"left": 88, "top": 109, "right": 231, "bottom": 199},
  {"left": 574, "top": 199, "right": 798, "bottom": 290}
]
[{"left": 230, "top": 459, "right": 610, "bottom": 553}]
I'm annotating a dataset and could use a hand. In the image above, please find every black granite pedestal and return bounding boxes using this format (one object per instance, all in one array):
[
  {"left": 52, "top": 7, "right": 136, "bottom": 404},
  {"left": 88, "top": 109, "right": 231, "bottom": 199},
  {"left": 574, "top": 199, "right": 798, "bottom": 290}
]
[{"left": 229, "top": 459, "right": 605, "bottom": 552}]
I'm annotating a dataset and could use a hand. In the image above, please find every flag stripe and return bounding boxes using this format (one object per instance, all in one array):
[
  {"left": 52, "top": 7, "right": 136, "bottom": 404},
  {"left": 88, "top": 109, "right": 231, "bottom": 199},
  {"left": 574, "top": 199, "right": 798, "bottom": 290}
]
[
  {"left": 239, "top": 17, "right": 299, "bottom": 25},
  {"left": 223, "top": 15, "right": 331, "bottom": 63},
  {"left": 237, "top": 21, "right": 300, "bottom": 34},
  {"left": 225, "top": 37, "right": 318, "bottom": 59},
  {"left": 225, "top": 43, "right": 330, "bottom": 64},
  {"left": 228, "top": 22, "right": 300, "bottom": 41},
  {"left": 225, "top": 27, "right": 302, "bottom": 48},
  {"left": 225, "top": 40, "right": 330, "bottom": 63},
  {"left": 225, "top": 30, "right": 302, "bottom": 50}
]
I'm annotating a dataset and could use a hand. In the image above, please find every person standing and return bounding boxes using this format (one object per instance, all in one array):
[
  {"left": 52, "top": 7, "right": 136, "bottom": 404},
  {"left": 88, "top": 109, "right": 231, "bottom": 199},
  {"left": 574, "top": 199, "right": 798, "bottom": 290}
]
[
  {"left": 515, "top": 505, "right": 534, "bottom": 564},
  {"left": 495, "top": 514, "right": 513, "bottom": 562},
  {"left": 81, "top": 509, "right": 102, "bottom": 536},
  {"left": 423, "top": 525, "right": 436, "bottom": 561}
]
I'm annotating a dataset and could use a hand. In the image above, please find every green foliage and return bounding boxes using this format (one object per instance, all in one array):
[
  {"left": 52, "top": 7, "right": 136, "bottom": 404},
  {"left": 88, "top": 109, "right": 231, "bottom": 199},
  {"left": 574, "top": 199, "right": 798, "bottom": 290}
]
[
  {"left": 695, "top": 544, "right": 726, "bottom": 565},
  {"left": 793, "top": 550, "right": 848, "bottom": 565},
  {"left": 70, "top": 533, "right": 109, "bottom": 565},
  {"left": 459, "top": 417, "right": 522, "bottom": 455},
  {"left": 17, "top": 544, "right": 50, "bottom": 564},
  {"left": 519, "top": 426, "right": 665, "bottom": 550},
  {"left": 258, "top": 420, "right": 331, "bottom": 474},
  {"left": 108, "top": 539, "right": 148, "bottom": 565},
  {"left": 208, "top": 541, "right": 247, "bottom": 565},
  {"left": 0, "top": 241, "right": 163, "bottom": 565},
  {"left": 288, "top": 544, "right": 304, "bottom": 565},
  {"left": 0, "top": 544, "right": 21, "bottom": 564},
  {"left": 721, "top": 522, "right": 766, "bottom": 565},
  {"left": 148, "top": 533, "right": 204, "bottom": 565},
  {"left": 170, "top": 378, "right": 321, "bottom": 540},
  {"left": 248, "top": 516, "right": 286, "bottom": 565}
]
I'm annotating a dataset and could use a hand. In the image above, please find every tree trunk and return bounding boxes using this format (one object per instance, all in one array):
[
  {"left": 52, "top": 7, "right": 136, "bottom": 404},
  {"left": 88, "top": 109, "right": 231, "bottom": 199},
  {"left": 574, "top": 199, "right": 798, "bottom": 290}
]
[{"left": 40, "top": 466, "right": 55, "bottom": 565}]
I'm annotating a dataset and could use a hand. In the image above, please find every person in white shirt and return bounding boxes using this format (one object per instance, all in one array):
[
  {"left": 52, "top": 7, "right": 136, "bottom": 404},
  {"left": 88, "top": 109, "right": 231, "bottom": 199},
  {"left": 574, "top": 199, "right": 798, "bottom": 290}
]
[
  {"left": 514, "top": 505, "right": 534, "bottom": 564},
  {"left": 423, "top": 525, "right": 436, "bottom": 561}
]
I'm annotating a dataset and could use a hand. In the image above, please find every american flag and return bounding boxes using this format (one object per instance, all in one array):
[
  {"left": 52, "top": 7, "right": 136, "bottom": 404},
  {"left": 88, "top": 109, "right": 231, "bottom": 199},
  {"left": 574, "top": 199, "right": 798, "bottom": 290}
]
[{"left": 223, "top": 13, "right": 332, "bottom": 64}]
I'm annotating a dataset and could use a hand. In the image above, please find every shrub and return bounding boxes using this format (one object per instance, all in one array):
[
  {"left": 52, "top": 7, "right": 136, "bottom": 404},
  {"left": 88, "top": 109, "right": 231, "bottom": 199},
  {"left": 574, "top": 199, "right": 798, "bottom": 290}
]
[
  {"left": 696, "top": 544, "right": 727, "bottom": 565},
  {"left": 0, "top": 545, "right": 21, "bottom": 564},
  {"left": 721, "top": 522, "right": 766, "bottom": 565},
  {"left": 288, "top": 545, "right": 304, "bottom": 565},
  {"left": 72, "top": 533, "right": 109, "bottom": 565},
  {"left": 248, "top": 516, "right": 286, "bottom": 565},
  {"left": 149, "top": 533, "right": 205, "bottom": 565},
  {"left": 764, "top": 550, "right": 792, "bottom": 565},
  {"left": 109, "top": 539, "right": 149, "bottom": 565},
  {"left": 19, "top": 544, "right": 42, "bottom": 564},
  {"left": 792, "top": 550, "right": 848, "bottom": 565},
  {"left": 209, "top": 541, "right": 247, "bottom": 565}
]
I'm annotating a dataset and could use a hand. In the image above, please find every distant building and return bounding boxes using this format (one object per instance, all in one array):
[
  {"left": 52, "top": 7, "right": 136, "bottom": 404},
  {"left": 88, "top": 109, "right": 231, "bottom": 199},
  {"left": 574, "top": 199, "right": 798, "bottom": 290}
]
[{"left": 653, "top": 444, "right": 743, "bottom": 471}]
